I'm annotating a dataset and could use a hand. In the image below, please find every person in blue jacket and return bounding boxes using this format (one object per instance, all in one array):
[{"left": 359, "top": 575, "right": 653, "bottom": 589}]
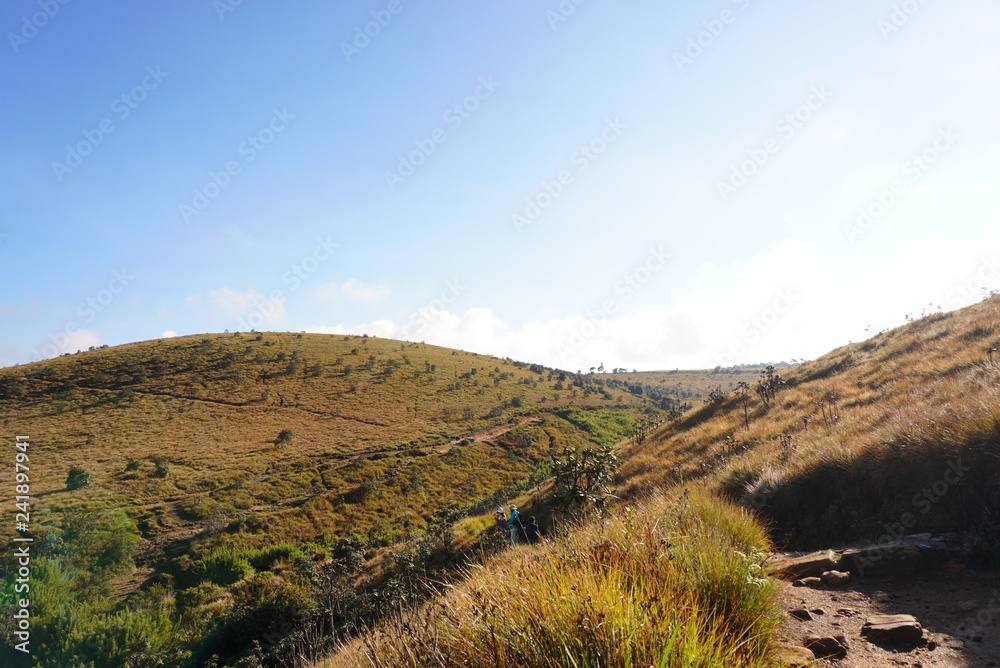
[
  {"left": 523, "top": 516, "right": 542, "bottom": 544},
  {"left": 505, "top": 504, "right": 521, "bottom": 545}
]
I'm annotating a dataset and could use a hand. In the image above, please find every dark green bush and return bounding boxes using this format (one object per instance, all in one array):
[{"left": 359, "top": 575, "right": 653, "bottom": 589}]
[{"left": 65, "top": 465, "right": 93, "bottom": 490}]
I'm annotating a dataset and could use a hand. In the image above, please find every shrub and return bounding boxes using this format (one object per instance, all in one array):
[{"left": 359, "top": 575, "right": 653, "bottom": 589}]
[
  {"left": 191, "top": 550, "right": 254, "bottom": 587},
  {"left": 247, "top": 542, "right": 305, "bottom": 571},
  {"left": 176, "top": 582, "right": 227, "bottom": 611},
  {"left": 65, "top": 465, "right": 93, "bottom": 490},
  {"left": 179, "top": 496, "right": 219, "bottom": 521},
  {"left": 151, "top": 455, "right": 170, "bottom": 478}
]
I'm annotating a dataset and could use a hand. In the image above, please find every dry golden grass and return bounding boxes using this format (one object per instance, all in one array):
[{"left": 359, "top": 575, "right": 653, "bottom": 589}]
[
  {"left": 597, "top": 364, "right": 793, "bottom": 406},
  {"left": 616, "top": 296, "right": 1000, "bottom": 547},
  {"left": 316, "top": 490, "right": 779, "bottom": 668},
  {"left": 0, "top": 332, "right": 697, "bottom": 591},
  {"left": 307, "top": 298, "right": 1000, "bottom": 668}
]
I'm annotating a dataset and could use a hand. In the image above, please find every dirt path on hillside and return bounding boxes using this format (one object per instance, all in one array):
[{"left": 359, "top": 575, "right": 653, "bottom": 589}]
[
  {"left": 113, "top": 416, "right": 550, "bottom": 600},
  {"left": 775, "top": 562, "right": 1000, "bottom": 666},
  {"left": 434, "top": 415, "right": 546, "bottom": 452},
  {"left": 319, "top": 413, "right": 547, "bottom": 466}
]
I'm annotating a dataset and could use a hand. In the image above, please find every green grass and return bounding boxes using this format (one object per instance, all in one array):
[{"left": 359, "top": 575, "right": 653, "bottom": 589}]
[
  {"left": 0, "top": 333, "right": 669, "bottom": 570},
  {"left": 326, "top": 492, "right": 779, "bottom": 668},
  {"left": 557, "top": 406, "right": 640, "bottom": 447},
  {"left": 0, "top": 333, "right": 690, "bottom": 667}
]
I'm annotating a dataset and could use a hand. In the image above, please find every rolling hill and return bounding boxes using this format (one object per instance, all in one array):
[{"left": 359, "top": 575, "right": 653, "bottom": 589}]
[
  {"left": 6, "top": 295, "right": 1000, "bottom": 667},
  {"left": 0, "top": 331, "right": 713, "bottom": 667},
  {"left": 315, "top": 296, "right": 1000, "bottom": 668}
]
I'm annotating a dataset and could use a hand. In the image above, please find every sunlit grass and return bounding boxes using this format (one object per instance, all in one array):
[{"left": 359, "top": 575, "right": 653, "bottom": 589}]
[
  {"left": 615, "top": 296, "right": 1000, "bottom": 548},
  {"left": 321, "top": 491, "right": 779, "bottom": 668}
]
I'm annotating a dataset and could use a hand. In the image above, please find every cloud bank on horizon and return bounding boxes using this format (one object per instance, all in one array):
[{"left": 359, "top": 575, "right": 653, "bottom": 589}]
[{"left": 1, "top": 1, "right": 998, "bottom": 371}]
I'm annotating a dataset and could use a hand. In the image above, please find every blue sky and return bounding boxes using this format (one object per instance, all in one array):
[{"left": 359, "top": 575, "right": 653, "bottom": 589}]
[{"left": 2, "top": 0, "right": 999, "bottom": 371}]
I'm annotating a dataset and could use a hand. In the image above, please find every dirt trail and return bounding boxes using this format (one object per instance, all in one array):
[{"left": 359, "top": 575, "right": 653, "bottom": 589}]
[
  {"left": 322, "top": 413, "right": 547, "bottom": 465},
  {"left": 776, "top": 563, "right": 1000, "bottom": 666},
  {"left": 115, "top": 415, "right": 549, "bottom": 598},
  {"left": 435, "top": 414, "right": 545, "bottom": 452}
]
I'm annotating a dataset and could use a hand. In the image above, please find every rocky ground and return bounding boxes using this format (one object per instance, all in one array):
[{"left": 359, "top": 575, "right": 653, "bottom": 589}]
[{"left": 770, "top": 536, "right": 1000, "bottom": 667}]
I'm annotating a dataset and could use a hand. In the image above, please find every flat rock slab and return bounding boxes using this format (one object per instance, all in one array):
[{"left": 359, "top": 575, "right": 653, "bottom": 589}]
[
  {"left": 862, "top": 614, "right": 924, "bottom": 644},
  {"left": 768, "top": 550, "right": 837, "bottom": 580},
  {"left": 841, "top": 537, "right": 954, "bottom": 578}
]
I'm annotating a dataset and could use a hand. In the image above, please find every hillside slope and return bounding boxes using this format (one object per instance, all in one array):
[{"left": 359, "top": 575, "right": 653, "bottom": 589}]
[
  {"left": 314, "top": 297, "right": 1000, "bottom": 668},
  {"left": 0, "top": 333, "right": 678, "bottom": 557},
  {"left": 0, "top": 332, "right": 692, "bottom": 667},
  {"left": 617, "top": 295, "right": 1000, "bottom": 550}
]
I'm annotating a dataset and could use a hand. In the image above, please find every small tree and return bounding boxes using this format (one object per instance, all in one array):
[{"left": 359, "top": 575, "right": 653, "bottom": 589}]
[
  {"left": 755, "top": 365, "right": 784, "bottom": 408},
  {"left": 151, "top": 456, "right": 170, "bottom": 478},
  {"left": 65, "top": 466, "right": 93, "bottom": 490},
  {"left": 707, "top": 386, "right": 728, "bottom": 404},
  {"left": 549, "top": 444, "right": 619, "bottom": 518},
  {"left": 734, "top": 382, "right": 752, "bottom": 428},
  {"left": 275, "top": 429, "right": 294, "bottom": 447}
]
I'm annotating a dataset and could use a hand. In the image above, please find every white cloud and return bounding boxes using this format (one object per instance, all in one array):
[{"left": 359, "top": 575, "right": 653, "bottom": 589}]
[
  {"left": 315, "top": 279, "right": 391, "bottom": 303},
  {"left": 161, "top": 330, "right": 178, "bottom": 338},
  {"left": 33, "top": 328, "right": 103, "bottom": 361},
  {"left": 186, "top": 287, "right": 286, "bottom": 328},
  {"left": 304, "top": 232, "right": 1000, "bottom": 372}
]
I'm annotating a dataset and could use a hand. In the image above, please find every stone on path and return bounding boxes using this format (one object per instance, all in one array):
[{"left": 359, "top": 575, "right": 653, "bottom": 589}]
[
  {"left": 776, "top": 645, "right": 815, "bottom": 667},
  {"left": 792, "top": 576, "right": 823, "bottom": 588},
  {"left": 788, "top": 608, "right": 812, "bottom": 621},
  {"left": 768, "top": 550, "right": 837, "bottom": 580},
  {"left": 804, "top": 634, "right": 849, "bottom": 659},
  {"left": 861, "top": 614, "right": 924, "bottom": 644},
  {"left": 821, "top": 569, "right": 851, "bottom": 587}
]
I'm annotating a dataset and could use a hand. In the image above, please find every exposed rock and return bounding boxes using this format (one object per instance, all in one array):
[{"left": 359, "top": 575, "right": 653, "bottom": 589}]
[
  {"left": 841, "top": 536, "right": 953, "bottom": 577},
  {"left": 792, "top": 576, "right": 823, "bottom": 588},
  {"left": 804, "top": 634, "right": 849, "bottom": 659},
  {"left": 956, "top": 600, "right": 978, "bottom": 612},
  {"left": 776, "top": 645, "right": 815, "bottom": 666},
  {"left": 842, "top": 543, "right": 923, "bottom": 576},
  {"left": 789, "top": 608, "right": 812, "bottom": 621},
  {"left": 872, "top": 591, "right": 891, "bottom": 604},
  {"left": 862, "top": 614, "right": 924, "bottom": 644},
  {"left": 822, "top": 570, "right": 852, "bottom": 587},
  {"left": 768, "top": 550, "right": 837, "bottom": 580}
]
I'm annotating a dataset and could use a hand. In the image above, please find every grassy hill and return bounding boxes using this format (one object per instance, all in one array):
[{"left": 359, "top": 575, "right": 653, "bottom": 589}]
[
  {"left": 615, "top": 296, "right": 1000, "bottom": 550},
  {"left": 314, "top": 296, "right": 1000, "bottom": 668},
  {"left": 597, "top": 363, "right": 795, "bottom": 408},
  {"left": 6, "top": 295, "right": 999, "bottom": 667},
  {"left": 0, "top": 332, "right": 677, "bottom": 667}
]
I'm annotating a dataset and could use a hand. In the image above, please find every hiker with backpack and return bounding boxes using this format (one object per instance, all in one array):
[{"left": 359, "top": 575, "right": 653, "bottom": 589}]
[{"left": 505, "top": 504, "right": 522, "bottom": 545}]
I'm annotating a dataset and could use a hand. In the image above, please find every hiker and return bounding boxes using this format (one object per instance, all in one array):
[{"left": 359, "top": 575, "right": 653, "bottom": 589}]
[
  {"left": 494, "top": 506, "right": 506, "bottom": 528},
  {"left": 505, "top": 504, "right": 521, "bottom": 545},
  {"left": 523, "top": 516, "right": 542, "bottom": 545}
]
